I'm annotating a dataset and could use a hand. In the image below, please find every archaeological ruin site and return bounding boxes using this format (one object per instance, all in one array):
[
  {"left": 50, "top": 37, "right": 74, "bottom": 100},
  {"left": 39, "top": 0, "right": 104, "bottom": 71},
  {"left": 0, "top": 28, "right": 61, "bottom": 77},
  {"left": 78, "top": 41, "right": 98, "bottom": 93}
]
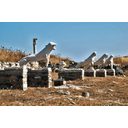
[{"left": 0, "top": 38, "right": 128, "bottom": 106}]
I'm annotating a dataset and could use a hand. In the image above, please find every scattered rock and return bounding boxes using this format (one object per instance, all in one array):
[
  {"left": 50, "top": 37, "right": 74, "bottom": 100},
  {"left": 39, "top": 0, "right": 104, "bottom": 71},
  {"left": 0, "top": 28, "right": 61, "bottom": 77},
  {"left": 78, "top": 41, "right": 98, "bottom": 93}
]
[
  {"left": 67, "top": 98, "right": 73, "bottom": 100},
  {"left": 54, "top": 85, "right": 69, "bottom": 89},
  {"left": 97, "top": 89, "right": 105, "bottom": 93},
  {"left": 68, "top": 85, "right": 82, "bottom": 90},
  {"left": 58, "top": 90, "right": 70, "bottom": 95},
  {"left": 82, "top": 92, "right": 90, "bottom": 98},
  {"left": 54, "top": 84, "right": 82, "bottom": 90},
  {"left": 58, "top": 90, "right": 64, "bottom": 94},
  {"left": 65, "top": 91, "right": 70, "bottom": 95},
  {"left": 112, "top": 81, "right": 119, "bottom": 84},
  {"left": 107, "top": 89, "right": 114, "bottom": 92},
  {"left": 106, "top": 99, "right": 122, "bottom": 105},
  {"left": 88, "top": 98, "right": 95, "bottom": 101},
  {"left": 70, "top": 101, "right": 75, "bottom": 105},
  {"left": 75, "top": 95, "right": 82, "bottom": 98},
  {"left": 116, "top": 77, "right": 124, "bottom": 79},
  {"left": 84, "top": 86, "right": 91, "bottom": 88}
]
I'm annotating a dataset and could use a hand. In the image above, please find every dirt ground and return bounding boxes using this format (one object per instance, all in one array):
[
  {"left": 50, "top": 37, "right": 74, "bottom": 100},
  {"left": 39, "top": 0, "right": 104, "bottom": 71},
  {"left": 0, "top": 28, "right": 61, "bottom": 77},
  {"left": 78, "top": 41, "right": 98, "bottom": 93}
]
[{"left": 0, "top": 72, "right": 128, "bottom": 106}]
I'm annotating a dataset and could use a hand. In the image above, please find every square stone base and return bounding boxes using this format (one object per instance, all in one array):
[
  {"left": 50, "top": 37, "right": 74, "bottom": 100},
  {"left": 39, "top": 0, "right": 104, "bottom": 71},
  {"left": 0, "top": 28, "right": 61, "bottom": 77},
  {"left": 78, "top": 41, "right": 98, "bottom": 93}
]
[
  {"left": 58, "top": 68, "right": 84, "bottom": 81},
  {"left": 53, "top": 79, "right": 66, "bottom": 86},
  {"left": 106, "top": 69, "right": 115, "bottom": 76},
  {"left": 96, "top": 69, "right": 107, "bottom": 77},
  {"left": 84, "top": 69, "right": 96, "bottom": 77}
]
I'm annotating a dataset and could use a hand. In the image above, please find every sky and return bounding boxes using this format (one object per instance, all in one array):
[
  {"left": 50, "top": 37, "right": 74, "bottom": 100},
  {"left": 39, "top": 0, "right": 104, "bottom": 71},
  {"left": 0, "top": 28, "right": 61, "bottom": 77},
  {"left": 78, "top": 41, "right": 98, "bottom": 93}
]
[{"left": 0, "top": 22, "right": 128, "bottom": 62}]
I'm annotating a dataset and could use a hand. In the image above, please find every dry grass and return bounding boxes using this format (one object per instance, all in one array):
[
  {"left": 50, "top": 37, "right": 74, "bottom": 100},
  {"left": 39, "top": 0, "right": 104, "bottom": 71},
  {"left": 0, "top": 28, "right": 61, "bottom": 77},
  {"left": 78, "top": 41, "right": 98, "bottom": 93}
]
[
  {"left": 39, "top": 54, "right": 73, "bottom": 65},
  {"left": 114, "top": 56, "right": 128, "bottom": 67},
  {"left": 0, "top": 46, "right": 72, "bottom": 65},
  {"left": 1, "top": 45, "right": 128, "bottom": 67},
  {"left": 0, "top": 76, "right": 128, "bottom": 106},
  {"left": 50, "top": 55, "right": 72, "bottom": 64},
  {"left": 51, "top": 72, "right": 58, "bottom": 79},
  {"left": 0, "top": 46, "right": 27, "bottom": 62}
]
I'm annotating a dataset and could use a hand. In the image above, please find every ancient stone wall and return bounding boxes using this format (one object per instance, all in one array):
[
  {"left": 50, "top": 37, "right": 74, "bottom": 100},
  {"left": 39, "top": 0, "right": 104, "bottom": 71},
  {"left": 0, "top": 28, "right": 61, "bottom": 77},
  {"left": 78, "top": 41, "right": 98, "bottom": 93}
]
[
  {"left": 27, "top": 68, "right": 52, "bottom": 88},
  {"left": 84, "top": 69, "right": 96, "bottom": 77},
  {"left": 0, "top": 67, "right": 52, "bottom": 90},
  {"left": 58, "top": 69, "right": 84, "bottom": 81},
  {"left": 0, "top": 66, "right": 27, "bottom": 90}
]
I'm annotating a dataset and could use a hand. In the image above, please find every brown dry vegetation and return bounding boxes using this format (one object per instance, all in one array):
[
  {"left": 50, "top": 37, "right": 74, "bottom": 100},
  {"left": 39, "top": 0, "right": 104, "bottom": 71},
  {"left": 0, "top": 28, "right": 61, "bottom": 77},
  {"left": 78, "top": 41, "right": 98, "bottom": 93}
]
[
  {"left": 114, "top": 56, "right": 128, "bottom": 67},
  {"left": 0, "top": 46, "right": 27, "bottom": 62},
  {"left": 0, "top": 75, "right": 128, "bottom": 106},
  {"left": 0, "top": 46, "right": 72, "bottom": 65},
  {"left": 39, "top": 54, "right": 72, "bottom": 65},
  {"left": 1, "top": 46, "right": 128, "bottom": 67}
]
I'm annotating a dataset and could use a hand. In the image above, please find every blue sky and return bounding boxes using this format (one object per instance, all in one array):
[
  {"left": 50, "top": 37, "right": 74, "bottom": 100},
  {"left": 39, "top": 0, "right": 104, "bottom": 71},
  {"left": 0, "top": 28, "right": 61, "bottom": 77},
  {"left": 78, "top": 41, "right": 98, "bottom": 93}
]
[{"left": 0, "top": 22, "right": 128, "bottom": 62}]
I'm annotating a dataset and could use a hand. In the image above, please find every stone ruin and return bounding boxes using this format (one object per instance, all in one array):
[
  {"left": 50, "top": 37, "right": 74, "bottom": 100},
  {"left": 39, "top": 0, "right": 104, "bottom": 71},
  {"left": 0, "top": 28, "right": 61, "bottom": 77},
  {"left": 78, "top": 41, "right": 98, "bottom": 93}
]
[
  {"left": 76, "top": 52, "right": 115, "bottom": 77},
  {"left": 0, "top": 38, "right": 123, "bottom": 90},
  {"left": 20, "top": 42, "right": 57, "bottom": 67},
  {"left": 0, "top": 66, "right": 27, "bottom": 90},
  {"left": 0, "top": 41, "right": 56, "bottom": 90},
  {"left": 58, "top": 68, "right": 84, "bottom": 81}
]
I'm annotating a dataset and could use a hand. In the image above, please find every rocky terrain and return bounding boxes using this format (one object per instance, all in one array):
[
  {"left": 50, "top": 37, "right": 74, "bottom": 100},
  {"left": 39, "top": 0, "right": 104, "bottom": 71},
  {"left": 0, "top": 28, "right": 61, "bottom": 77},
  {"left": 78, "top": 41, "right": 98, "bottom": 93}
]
[{"left": 0, "top": 73, "right": 128, "bottom": 106}]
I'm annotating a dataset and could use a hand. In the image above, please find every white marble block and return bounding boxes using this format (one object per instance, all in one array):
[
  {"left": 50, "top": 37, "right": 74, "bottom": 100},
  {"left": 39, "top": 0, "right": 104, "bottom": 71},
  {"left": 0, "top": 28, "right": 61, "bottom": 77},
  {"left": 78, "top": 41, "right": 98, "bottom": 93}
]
[{"left": 22, "top": 65, "right": 28, "bottom": 91}]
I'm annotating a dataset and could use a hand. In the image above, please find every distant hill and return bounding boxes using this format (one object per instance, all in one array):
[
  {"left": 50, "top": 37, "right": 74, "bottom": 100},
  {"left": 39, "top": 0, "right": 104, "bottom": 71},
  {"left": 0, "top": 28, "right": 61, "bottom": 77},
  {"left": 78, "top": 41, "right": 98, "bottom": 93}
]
[
  {"left": 122, "top": 55, "right": 128, "bottom": 58},
  {"left": 114, "top": 56, "right": 128, "bottom": 67}
]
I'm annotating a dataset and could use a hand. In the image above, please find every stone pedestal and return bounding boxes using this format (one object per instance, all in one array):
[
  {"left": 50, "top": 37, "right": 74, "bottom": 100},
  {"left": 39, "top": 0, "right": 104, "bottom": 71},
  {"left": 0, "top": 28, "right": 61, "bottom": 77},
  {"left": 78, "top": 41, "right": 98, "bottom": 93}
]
[
  {"left": 84, "top": 69, "right": 96, "bottom": 77},
  {"left": 106, "top": 69, "right": 115, "bottom": 76},
  {"left": 0, "top": 66, "right": 28, "bottom": 90},
  {"left": 96, "top": 69, "right": 107, "bottom": 77},
  {"left": 22, "top": 65, "right": 28, "bottom": 91},
  {"left": 0, "top": 67, "right": 52, "bottom": 90},
  {"left": 28, "top": 68, "right": 52, "bottom": 88},
  {"left": 58, "top": 68, "right": 84, "bottom": 81},
  {"left": 53, "top": 79, "right": 66, "bottom": 86}
]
